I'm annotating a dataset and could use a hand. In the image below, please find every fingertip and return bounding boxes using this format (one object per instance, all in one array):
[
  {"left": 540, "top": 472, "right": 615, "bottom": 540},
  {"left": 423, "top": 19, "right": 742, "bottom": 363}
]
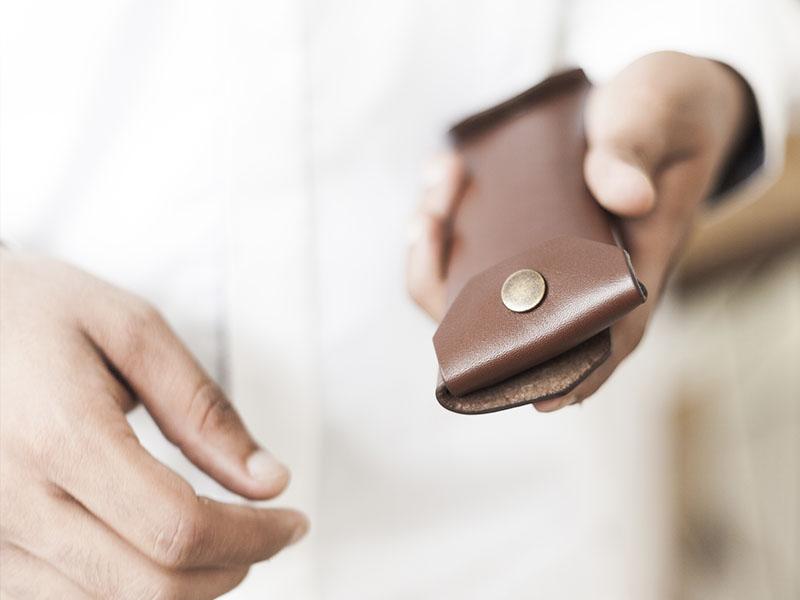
[
  {"left": 585, "top": 150, "right": 656, "bottom": 217},
  {"left": 533, "top": 393, "right": 579, "bottom": 413},
  {"left": 423, "top": 152, "right": 464, "bottom": 186},
  {"left": 421, "top": 152, "right": 468, "bottom": 218},
  {"left": 289, "top": 512, "right": 310, "bottom": 545},
  {"left": 533, "top": 397, "right": 562, "bottom": 413},
  {"left": 245, "top": 450, "right": 291, "bottom": 498}
]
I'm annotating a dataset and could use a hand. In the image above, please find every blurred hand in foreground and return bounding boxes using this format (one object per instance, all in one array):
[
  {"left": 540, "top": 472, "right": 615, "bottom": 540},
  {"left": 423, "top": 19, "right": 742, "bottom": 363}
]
[
  {"left": 407, "top": 51, "right": 753, "bottom": 411},
  {"left": 0, "top": 251, "right": 308, "bottom": 599}
]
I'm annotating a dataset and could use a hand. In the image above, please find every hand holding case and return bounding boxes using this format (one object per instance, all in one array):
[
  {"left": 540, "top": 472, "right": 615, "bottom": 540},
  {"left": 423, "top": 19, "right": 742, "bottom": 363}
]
[{"left": 433, "top": 69, "right": 647, "bottom": 414}]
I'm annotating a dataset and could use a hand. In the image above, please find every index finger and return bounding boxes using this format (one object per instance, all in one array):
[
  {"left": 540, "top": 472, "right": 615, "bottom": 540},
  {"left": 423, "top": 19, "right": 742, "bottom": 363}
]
[
  {"left": 76, "top": 282, "right": 288, "bottom": 500},
  {"left": 48, "top": 394, "right": 307, "bottom": 569}
]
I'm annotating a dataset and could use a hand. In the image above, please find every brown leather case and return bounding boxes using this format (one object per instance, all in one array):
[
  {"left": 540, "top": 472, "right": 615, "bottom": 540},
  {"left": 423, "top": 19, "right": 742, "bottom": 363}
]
[{"left": 433, "top": 69, "right": 647, "bottom": 414}]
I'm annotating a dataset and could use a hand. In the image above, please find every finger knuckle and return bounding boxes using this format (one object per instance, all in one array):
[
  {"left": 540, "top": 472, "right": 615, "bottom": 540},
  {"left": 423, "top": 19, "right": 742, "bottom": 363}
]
[
  {"left": 189, "top": 380, "right": 237, "bottom": 438},
  {"left": 118, "top": 299, "right": 162, "bottom": 360},
  {"left": 56, "top": 540, "right": 123, "bottom": 599},
  {"left": 28, "top": 420, "right": 70, "bottom": 470},
  {"left": 150, "top": 502, "right": 202, "bottom": 569}
]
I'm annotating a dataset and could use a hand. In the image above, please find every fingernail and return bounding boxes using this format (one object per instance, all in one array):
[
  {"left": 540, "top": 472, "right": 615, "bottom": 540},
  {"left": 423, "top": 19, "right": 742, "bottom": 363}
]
[
  {"left": 290, "top": 519, "right": 309, "bottom": 545},
  {"left": 246, "top": 449, "right": 288, "bottom": 485}
]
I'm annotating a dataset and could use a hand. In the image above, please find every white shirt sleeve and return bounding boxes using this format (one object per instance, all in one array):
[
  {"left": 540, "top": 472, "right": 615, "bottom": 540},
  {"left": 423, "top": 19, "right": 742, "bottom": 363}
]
[{"left": 564, "top": 0, "right": 797, "bottom": 208}]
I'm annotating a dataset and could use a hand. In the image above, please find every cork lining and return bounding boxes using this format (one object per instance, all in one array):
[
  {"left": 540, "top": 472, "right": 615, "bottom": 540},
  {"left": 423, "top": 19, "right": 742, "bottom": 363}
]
[{"left": 436, "top": 330, "right": 611, "bottom": 414}]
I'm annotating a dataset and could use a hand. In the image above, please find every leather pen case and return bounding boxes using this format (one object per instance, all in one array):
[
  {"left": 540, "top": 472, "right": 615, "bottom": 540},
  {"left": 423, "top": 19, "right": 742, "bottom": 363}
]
[{"left": 433, "top": 68, "right": 647, "bottom": 414}]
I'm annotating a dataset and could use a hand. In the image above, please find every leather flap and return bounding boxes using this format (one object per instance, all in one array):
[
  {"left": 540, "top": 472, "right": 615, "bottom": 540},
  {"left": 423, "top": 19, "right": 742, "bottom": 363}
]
[{"left": 433, "top": 236, "right": 646, "bottom": 397}]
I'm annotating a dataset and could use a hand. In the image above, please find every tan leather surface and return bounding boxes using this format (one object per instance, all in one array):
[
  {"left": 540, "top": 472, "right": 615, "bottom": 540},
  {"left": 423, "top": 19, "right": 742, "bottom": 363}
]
[
  {"left": 434, "top": 237, "right": 645, "bottom": 397},
  {"left": 444, "top": 70, "right": 615, "bottom": 295},
  {"left": 433, "top": 69, "right": 646, "bottom": 413}
]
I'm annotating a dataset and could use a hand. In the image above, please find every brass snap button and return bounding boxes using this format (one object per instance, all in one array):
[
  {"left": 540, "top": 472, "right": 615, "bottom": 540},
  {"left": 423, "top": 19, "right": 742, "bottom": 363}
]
[{"left": 501, "top": 269, "right": 546, "bottom": 313}]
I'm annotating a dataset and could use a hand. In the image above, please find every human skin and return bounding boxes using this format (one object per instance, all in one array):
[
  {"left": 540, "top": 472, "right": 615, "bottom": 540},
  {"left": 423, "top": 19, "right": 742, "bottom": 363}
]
[
  {"left": 406, "top": 52, "right": 754, "bottom": 411},
  {"left": 0, "top": 253, "right": 308, "bottom": 599}
]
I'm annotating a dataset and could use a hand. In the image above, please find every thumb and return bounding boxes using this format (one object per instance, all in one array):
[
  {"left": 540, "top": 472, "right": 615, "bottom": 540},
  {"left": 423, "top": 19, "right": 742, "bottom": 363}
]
[
  {"left": 82, "top": 292, "right": 289, "bottom": 500},
  {"left": 583, "top": 51, "right": 746, "bottom": 218},
  {"left": 582, "top": 54, "right": 684, "bottom": 218},
  {"left": 584, "top": 144, "right": 657, "bottom": 217}
]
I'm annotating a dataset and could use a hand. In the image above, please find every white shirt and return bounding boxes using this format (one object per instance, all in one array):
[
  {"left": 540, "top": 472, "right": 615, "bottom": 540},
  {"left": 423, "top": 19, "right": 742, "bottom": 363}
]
[{"left": 1, "top": 1, "right": 796, "bottom": 598}]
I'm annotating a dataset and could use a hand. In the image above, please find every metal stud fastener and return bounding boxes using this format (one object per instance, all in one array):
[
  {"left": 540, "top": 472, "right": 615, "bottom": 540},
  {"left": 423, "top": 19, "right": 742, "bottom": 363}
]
[{"left": 501, "top": 269, "right": 546, "bottom": 313}]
